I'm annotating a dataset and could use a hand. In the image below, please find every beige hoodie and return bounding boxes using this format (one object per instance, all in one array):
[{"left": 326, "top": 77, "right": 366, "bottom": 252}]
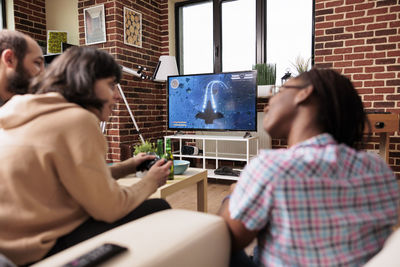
[{"left": 0, "top": 93, "right": 157, "bottom": 265}]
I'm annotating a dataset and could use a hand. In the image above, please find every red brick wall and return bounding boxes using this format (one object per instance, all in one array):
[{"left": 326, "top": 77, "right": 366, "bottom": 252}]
[
  {"left": 77, "top": 0, "right": 167, "bottom": 162},
  {"left": 314, "top": 0, "right": 400, "bottom": 176},
  {"left": 13, "top": 0, "right": 47, "bottom": 43},
  {"left": 12, "top": 0, "right": 400, "bottom": 172}
]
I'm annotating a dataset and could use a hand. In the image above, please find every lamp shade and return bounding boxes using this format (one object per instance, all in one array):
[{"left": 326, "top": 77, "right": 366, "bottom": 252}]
[{"left": 153, "top": 55, "right": 179, "bottom": 82}]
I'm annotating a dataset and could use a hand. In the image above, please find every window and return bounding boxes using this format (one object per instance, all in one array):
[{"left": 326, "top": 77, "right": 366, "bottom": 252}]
[
  {"left": 176, "top": 0, "right": 314, "bottom": 82},
  {"left": 177, "top": 1, "right": 213, "bottom": 74},
  {"left": 266, "top": 0, "right": 314, "bottom": 83},
  {"left": 221, "top": 0, "right": 256, "bottom": 72},
  {"left": 0, "top": 0, "right": 6, "bottom": 30}
]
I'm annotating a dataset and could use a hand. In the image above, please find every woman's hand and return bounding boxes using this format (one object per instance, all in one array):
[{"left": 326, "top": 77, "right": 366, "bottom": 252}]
[
  {"left": 132, "top": 153, "right": 156, "bottom": 171},
  {"left": 110, "top": 153, "right": 156, "bottom": 179},
  {"left": 143, "top": 159, "right": 172, "bottom": 188}
]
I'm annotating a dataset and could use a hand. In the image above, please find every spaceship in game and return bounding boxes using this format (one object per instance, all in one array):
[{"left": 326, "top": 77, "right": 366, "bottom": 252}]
[
  {"left": 195, "top": 100, "right": 224, "bottom": 124},
  {"left": 195, "top": 80, "right": 227, "bottom": 124}
]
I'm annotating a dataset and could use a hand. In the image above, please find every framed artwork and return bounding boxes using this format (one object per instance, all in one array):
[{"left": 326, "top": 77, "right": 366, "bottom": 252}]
[
  {"left": 47, "top": 31, "right": 67, "bottom": 54},
  {"left": 84, "top": 4, "right": 106, "bottom": 45},
  {"left": 124, "top": 7, "right": 142, "bottom": 48}
]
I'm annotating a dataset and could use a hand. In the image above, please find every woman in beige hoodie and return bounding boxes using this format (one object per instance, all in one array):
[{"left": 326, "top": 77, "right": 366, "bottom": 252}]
[{"left": 0, "top": 47, "right": 172, "bottom": 265}]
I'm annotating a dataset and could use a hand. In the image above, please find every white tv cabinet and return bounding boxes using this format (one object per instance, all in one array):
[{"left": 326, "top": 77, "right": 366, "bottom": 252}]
[{"left": 164, "top": 134, "right": 259, "bottom": 180}]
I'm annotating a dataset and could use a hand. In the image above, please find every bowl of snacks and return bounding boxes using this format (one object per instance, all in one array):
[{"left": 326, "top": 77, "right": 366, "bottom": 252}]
[{"left": 173, "top": 160, "right": 190, "bottom": 175}]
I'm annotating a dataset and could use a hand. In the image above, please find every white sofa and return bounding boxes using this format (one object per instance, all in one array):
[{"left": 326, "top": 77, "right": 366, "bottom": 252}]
[
  {"left": 2, "top": 209, "right": 398, "bottom": 266},
  {"left": 31, "top": 209, "right": 231, "bottom": 267}
]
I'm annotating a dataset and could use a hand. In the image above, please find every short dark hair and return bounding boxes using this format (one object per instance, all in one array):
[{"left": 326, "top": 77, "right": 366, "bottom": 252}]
[
  {"left": 0, "top": 30, "right": 28, "bottom": 65},
  {"left": 30, "top": 46, "right": 121, "bottom": 111},
  {"left": 297, "top": 68, "right": 369, "bottom": 148}
]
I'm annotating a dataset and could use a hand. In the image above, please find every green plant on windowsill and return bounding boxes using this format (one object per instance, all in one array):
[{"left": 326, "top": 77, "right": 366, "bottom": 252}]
[
  {"left": 252, "top": 63, "right": 276, "bottom": 86},
  {"left": 133, "top": 140, "right": 156, "bottom": 156},
  {"left": 253, "top": 63, "right": 277, "bottom": 97}
]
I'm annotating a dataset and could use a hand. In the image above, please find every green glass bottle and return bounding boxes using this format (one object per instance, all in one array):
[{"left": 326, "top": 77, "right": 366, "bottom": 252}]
[
  {"left": 156, "top": 139, "right": 164, "bottom": 158},
  {"left": 163, "top": 138, "right": 174, "bottom": 180}
]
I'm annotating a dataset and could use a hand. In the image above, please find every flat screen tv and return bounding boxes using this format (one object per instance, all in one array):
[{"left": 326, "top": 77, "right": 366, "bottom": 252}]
[{"left": 167, "top": 70, "right": 257, "bottom": 132}]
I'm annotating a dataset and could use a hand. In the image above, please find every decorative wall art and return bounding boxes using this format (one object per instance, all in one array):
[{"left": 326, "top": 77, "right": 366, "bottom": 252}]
[
  {"left": 124, "top": 7, "right": 142, "bottom": 48},
  {"left": 47, "top": 31, "right": 67, "bottom": 54},
  {"left": 84, "top": 4, "right": 106, "bottom": 45}
]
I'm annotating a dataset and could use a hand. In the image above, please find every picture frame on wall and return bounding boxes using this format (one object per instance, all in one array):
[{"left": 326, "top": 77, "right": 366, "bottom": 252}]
[
  {"left": 124, "top": 7, "right": 142, "bottom": 48},
  {"left": 47, "top": 30, "right": 67, "bottom": 54},
  {"left": 84, "top": 4, "right": 106, "bottom": 45}
]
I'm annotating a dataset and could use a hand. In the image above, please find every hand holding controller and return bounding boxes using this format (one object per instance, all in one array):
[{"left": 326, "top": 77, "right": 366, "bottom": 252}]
[
  {"left": 142, "top": 158, "right": 172, "bottom": 188},
  {"left": 136, "top": 151, "right": 170, "bottom": 171},
  {"left": 136, "top": 155, "right": 162, "bottom": 172}
]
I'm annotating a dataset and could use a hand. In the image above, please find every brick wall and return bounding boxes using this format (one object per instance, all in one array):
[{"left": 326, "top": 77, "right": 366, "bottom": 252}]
[
  {"left": 77, "top": 0, "right": 167, "bottom": 162},
  {"left": 12, "top": 0, "right": 400, "bottom": 171},
  {"left": 314, "top": 0, "right": 400, "bottom": 176},
  {"left": 13, "top": 0, "right": 169, "bottom": 162},
  {"left": 13, "top": 0, "right": 46, "bottom": 43}
]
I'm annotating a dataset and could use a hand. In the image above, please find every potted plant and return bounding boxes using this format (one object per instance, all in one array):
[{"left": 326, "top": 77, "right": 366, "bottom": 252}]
[
  {"left": 290, "top": 55, "right": 311, "bottom": 76},
  {"left": 133, "top": 140, "right": 156, "bottom": 156},
  {"left": 252, "top": 63, "right": 276, "bottom": 97},
  {"left": 132, "top": 140, "right": 157, "bottom": 177}
]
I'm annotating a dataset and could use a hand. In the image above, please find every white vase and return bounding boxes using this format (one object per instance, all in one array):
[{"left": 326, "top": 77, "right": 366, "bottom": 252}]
[{"left": 257, "top": 85, "right": 275, "bottom": 98}]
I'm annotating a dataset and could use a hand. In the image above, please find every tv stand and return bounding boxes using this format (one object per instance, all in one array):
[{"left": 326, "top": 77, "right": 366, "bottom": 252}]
[
  {"left": 164, "top": 134, "right": 259, "bottom": 180},
  {"left": 243, "top": 132, "right": 252, "bottom": 138},
  {"left": 174, "top": 131, "right": 185, "bottom": 136}
]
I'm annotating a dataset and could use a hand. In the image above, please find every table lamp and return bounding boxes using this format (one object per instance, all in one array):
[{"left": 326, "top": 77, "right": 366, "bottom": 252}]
[{"left": 152, "top": 55, "right": 179, "bottom": 82}]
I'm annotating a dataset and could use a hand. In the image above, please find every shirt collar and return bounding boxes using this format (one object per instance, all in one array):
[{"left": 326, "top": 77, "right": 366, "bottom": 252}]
[{"left": 291, "top": 133, "right": 337, "bottom": 149}]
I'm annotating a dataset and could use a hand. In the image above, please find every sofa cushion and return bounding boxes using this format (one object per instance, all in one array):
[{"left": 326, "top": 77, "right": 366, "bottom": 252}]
[{"left": 31, "top": 209, "right": 231, "bottom": 267}]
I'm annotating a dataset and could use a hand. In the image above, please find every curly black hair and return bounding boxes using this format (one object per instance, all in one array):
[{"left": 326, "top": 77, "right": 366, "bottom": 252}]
[{"left": 297, "top": 68, "right": 370, "bottom": 148}]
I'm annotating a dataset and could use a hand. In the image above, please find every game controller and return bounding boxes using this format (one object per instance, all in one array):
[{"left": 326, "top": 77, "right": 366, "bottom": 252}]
[
  {"left": 136, "top": 154, "right": 170, "bottom": 172},
  {"left": 136, "top": 156, "right": 161, "bottom": 172}
]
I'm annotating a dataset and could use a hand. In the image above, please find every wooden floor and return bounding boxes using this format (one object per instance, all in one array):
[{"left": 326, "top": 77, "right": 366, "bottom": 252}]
[
  {"left": 166, "top": 179, "right": 233, "bottom": 214},
  {"left": 165, "top": 178, "right": 257, "bottom": 254}
]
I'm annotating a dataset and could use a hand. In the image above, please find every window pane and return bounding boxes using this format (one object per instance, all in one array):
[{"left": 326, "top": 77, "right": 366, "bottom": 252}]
[
  {"left": 0, "top": 1, "right": 3, "bottom": 30},
  {"left": 180, "top": 2, "right": 213, "bottom": 75},
  {"left": 222, "top": 0, "right": 256, "bottom": 72},
  {"left": 267, "top": 0, "right": 313, "bottom": 84}
]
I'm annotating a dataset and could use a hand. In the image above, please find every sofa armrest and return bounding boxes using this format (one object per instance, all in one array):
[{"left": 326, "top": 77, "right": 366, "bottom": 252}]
[
  {"left": 364, "top": 228, "right": 400, "bottom": 267},
  {"left": 32, "top": 209, "right": 231, "bottom": 267}
]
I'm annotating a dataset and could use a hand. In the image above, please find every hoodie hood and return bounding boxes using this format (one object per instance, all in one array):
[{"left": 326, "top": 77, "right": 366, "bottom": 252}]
[{"left": 0, "top": 92, "right": 85, "bottom": 129}]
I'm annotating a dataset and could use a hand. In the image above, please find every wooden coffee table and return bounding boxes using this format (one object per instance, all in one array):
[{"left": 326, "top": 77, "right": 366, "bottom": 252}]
[{"left": 118, "top": 168, "right": 208, "bottom": 212}]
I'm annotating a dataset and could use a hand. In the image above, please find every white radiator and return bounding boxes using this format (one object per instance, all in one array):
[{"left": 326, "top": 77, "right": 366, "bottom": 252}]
[{"left": 195, "top": 112, "right": 271, "bottom": 155}]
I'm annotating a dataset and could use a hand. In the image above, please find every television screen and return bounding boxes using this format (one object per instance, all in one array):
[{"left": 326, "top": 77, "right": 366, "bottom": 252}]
[{"left": 167, "top": 71, "right": 257, "bottom": 132}]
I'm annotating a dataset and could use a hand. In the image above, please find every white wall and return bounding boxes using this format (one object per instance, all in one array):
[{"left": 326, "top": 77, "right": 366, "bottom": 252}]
[{"left": 45, "top": 0, "right": 79, "bottom": 45}]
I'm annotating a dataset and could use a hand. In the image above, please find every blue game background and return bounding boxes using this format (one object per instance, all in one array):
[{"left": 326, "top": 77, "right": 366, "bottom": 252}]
[{"left": 168, "top": 71, "right": 257, "bottom": 131}]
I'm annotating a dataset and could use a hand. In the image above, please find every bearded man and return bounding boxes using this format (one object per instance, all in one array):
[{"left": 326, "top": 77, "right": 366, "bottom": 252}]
[{"left": 0, "top": 30, "right": 44, "bottom": 105}]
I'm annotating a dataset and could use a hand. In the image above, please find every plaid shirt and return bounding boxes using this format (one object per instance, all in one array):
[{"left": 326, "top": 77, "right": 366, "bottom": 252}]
[{"left": 230, "top": 134, "right": 399, "bottom": 267}]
